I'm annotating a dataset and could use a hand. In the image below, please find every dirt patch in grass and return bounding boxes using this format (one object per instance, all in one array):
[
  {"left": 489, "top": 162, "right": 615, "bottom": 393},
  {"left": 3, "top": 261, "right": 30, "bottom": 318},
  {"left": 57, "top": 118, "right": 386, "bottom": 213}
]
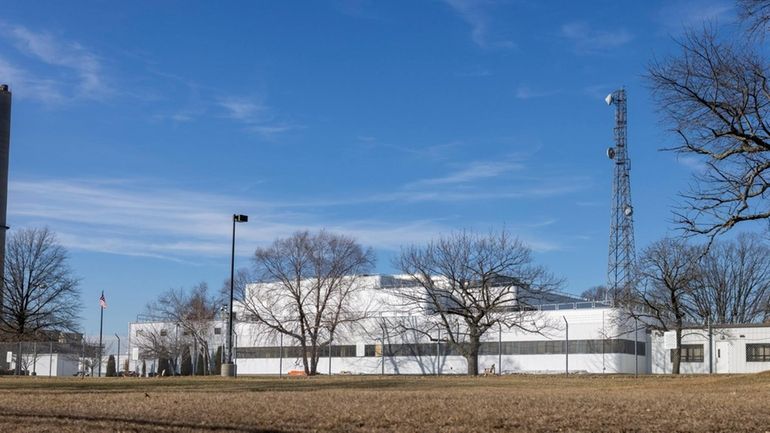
[{"left": 0, "top": 374, "right": 768, "bottom": 432}]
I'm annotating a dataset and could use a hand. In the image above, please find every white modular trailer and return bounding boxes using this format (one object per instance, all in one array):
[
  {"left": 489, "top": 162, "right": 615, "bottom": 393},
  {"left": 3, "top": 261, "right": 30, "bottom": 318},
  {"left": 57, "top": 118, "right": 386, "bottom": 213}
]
[
  {"left": 10, "top": 353, "right": 79, "bottom": 376},
  {"left": 651, "top": 324, "right": 770, "bottom": 374}
]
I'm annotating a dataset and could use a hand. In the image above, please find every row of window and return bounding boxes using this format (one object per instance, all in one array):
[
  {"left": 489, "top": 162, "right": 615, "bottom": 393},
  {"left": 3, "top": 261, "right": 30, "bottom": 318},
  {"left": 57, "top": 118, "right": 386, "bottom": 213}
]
[
  {"left": 747, "top": 344, "right": 770, "bottom": 362},
  {"left": 669, "top": 344, "right": 770, "bottom": 363},
  {"left": 235, "top": 339, "right": 646, "bottom": 359},
  {"left": 236, "top": 345, "right": 357, "bottom": 359},
  {"left": 670, "top": 345, "right": 705, "bottom": 363},
  {"left": 136, "top": 328, "right": 223, "bottom": 337}
]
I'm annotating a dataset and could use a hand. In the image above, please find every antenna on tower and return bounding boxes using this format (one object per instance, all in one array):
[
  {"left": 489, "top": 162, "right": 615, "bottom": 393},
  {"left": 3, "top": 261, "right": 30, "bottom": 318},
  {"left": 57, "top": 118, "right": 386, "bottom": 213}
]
[{"left": 605, "top": 88, "right": 636, "bottom": 304}]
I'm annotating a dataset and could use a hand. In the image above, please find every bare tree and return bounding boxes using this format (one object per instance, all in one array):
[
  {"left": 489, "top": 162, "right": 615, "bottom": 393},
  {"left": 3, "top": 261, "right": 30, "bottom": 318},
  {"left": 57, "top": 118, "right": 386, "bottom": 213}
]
[
  {"left": 392, "top": 230, "right": 561, "bottom": 376},
  {"left": 144, "top": 282, "right": 220, "bottom": 375},
  {"left": 648, "top": 15, "right": 770, "bottom": 241},
  {"left": 79, "top": 336, "right": 107, "bottom": 376},
  {"left": 240, "top": 230, "right": 375, "bottom": 375},
  {"left": 692, "top": 233, "right": 770, "bottom": 323},
  {"left": 0, "top": 228, "right": 80, "bottom": 374},
  {"left": 619, "top": 238, "right": 702, "bottom": 374},
  {"left": 579, "top": 285, "right": 619, "bottom": 303},
  {"left": 738, "top": 0, "right": 770, "bottom": 37},
  {"left": 132, "top": 323, "right": 184, "bottom": 375}
]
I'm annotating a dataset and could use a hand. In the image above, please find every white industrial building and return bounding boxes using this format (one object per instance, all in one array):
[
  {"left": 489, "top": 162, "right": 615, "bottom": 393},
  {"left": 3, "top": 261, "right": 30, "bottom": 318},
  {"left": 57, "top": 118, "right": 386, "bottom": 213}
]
[
  {"left": 128, "top": 275, "right": 650, "bottom": 375},
  {"left": 650, "top": 324, "right": 770, "bottom": 374}
]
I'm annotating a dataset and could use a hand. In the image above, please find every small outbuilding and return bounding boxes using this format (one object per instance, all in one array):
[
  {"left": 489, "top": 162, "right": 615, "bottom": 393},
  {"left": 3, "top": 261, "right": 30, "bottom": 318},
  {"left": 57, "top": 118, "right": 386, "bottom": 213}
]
[{"left": 651, "top": 324, "right": 770, "bottom": 374}]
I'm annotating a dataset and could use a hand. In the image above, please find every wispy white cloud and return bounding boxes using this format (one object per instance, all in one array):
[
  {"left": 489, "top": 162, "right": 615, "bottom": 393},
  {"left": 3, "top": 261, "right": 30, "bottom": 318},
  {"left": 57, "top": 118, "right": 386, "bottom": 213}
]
[
  {"left": 372, "top": 182, "right": 587, "bottom": 204},
  {"left": 444, "top": 0, "right": 515, "bottom": 49},
  {"left": 407, "top": 160, "right": 524, "bottom": 187},
  {"left": 656, "top": 0, "right": 733, "bottom": 32},
  {"left": 217, "top": 96, "right": 298, "bottom": 137},
  {"left": 1, "top": 23, "right": 110, "bottom": 99},
  {"left": 218, "top": 97, "right": 267, "bottom": 122},
  {"left": 583, "top": 83, "right": 615, "bottom": 101},
  {"left": 8, "top": 178, "right": 335, "bottom": 259},
  {"left": 374, "top": 141, "right": 462, "bottom": 163},
  {"left": 515, "top": 85, "right": 560, "bottom": 100},
  {"left": 676, "top": 155, "right": 708, "bottom": 174},
  {"left": 9, "top": 175, "right": 579, "bottom": 260},
  {"left": 0, "top": 55, "right": 63, "bottom": 104},
  {"left": 561, "top": 22, "right": 632, "bottom": 54}
]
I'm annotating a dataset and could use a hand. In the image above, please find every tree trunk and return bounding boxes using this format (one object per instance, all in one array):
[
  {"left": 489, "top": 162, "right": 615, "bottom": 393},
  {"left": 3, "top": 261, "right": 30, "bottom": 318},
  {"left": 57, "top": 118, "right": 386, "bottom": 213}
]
[
  {"left": 672, "top": 328, "right": 682, "bottom": 375},
  {"left": 309, "top": 345, "right": 319, "bottom": 375},
  {"left": 15, "top": 341, "right": 22, "bottom": 375},
  {"left": 465, "top": 335, "right": 481, "bottom": 376},
  {"left": 299, "top": 338, "right": 311, "bottom": 376}
]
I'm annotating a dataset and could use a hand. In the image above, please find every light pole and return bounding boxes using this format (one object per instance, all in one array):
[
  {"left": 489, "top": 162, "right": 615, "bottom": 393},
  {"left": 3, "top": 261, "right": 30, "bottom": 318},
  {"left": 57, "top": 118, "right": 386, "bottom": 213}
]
[
  {"left": 223, "top": 214, "right": 247, "bottom": 377},
  {"left": 498, "top": 322, "right": 502, "bottom": 376},
  {"left": 115, "top": 334, "right": 121, "bottom": 376},
  {"left": 563, "top": 316, "right": 569, "bottom": 376},
  {"left": 634, "top": 317, "right": 638, "bottom": 377}
]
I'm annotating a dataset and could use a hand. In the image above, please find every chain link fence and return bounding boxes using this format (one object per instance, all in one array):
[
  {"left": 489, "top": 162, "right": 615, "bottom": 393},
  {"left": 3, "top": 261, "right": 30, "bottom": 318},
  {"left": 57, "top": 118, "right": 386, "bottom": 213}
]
[{"left": 0, "top": 340, "right": 98, "bottom": 376}]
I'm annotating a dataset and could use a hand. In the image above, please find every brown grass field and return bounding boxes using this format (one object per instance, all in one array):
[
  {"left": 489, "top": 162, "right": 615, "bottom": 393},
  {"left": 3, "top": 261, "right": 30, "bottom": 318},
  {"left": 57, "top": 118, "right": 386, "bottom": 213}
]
[{"left": 0, "top": 373, "right": 769, "bottom": 432}]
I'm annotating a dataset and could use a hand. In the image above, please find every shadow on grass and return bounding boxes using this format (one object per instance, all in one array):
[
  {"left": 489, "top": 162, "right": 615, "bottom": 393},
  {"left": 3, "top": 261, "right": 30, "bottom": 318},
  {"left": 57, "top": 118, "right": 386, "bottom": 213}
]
[
  {"left": 0, "top": 410, "right": 290, "bottom": 433},
  {"left": 0, "top": 373, "right": 766, "bottom": 395}
]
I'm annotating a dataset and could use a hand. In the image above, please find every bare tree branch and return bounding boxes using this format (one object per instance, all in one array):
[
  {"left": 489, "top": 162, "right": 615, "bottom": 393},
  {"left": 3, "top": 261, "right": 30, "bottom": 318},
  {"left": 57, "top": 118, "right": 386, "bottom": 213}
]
[
  {"left": 389, "top": 230, "right": 562, "bottom": 376},
  {"left": 240, "top": 230, "right": 375, "bottom": 375},
  {"left": 617, "top": 238, "right": 702, "bottom": 374},
  {"left": 649, "top": 23, "right": 770, "bottom": 241},
  {"left": 0, "top": 227, "right": 81, "bottom": 346},
  {"left": 693, "top": 232, "right": 770, "bottom": 323},
  {"left": 143, "top": 282, "right": 221, "bottom": 375}
]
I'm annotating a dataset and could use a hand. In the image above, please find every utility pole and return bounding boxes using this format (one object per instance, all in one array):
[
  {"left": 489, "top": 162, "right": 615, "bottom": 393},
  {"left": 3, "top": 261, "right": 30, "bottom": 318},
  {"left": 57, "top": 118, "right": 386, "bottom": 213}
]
[
  {"left": 0, "top": 85, "right": 10, "bottom": 315},
  {"left": 708, "top": 317, "right": 713, "bottom": 374},
  {"left": 115, "top": 334, "right": 121, "bottom": 376}
]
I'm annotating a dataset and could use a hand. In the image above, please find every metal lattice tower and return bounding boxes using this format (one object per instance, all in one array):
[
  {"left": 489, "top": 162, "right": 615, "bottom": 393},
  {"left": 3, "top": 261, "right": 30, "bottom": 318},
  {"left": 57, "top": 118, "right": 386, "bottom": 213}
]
[{"left": 605, "top": 88, "right": 635, "bottom": 300}]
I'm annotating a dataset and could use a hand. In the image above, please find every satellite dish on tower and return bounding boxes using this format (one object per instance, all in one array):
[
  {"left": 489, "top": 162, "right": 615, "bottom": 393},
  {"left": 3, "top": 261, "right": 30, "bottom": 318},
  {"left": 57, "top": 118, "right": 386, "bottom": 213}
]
[
  {"left": 605, "top": 93, "right": 614, "bottom": 105},
  {"left": 606, "top": 147, "right": 616, "bottom": 159}
]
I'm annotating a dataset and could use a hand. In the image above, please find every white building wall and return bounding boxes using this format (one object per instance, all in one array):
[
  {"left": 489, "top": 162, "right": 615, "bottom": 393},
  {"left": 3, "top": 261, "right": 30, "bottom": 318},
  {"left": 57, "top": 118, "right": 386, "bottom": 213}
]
[
  {"left": 651, "top": 326, "right": 770, "bottom": 374},
  {"left": 14, "top": 353, "right": 79, "bottom": 377},
  {"left": 127, "top": 320, "right": 228, "bottom": 375},
  {"left": 232, "top": 306, "right": 649, "bottom": 375},
  {"left": 128, "top": 276, "right": 652, "bottom": 376}
]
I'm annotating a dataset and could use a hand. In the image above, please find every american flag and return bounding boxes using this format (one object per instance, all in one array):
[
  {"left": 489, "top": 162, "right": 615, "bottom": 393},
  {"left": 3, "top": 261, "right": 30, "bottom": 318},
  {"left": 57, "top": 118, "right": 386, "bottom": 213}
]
[{"left": 99, "top": 291, "right": 107, "bottom": 309}]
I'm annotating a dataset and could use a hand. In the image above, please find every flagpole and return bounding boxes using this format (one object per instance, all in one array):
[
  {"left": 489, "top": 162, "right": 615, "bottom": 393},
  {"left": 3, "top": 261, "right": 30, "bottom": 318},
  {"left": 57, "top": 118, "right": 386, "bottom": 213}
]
[{"left": 98, "top": 291, "right": 104, "bottom": 378}]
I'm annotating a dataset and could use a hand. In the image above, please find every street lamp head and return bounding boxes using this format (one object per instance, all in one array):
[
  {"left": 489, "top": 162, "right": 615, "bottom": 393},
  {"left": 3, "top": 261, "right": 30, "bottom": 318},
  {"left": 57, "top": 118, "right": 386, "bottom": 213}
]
[{"left": 234, "top": 214, "right": 248, "bottom": 223}]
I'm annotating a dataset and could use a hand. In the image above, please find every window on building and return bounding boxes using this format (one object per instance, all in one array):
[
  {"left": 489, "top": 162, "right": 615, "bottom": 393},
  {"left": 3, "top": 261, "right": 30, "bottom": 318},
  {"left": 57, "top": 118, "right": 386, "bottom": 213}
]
[
  {"left": 362, "top": 339, "right": 644, "bottom": 357},
  {"left": 746, "top": 344, "right": 770, "bottom": 362},
  {"left": 237, "top": 345, "right": 358, "bottom": 359},
  {"left": 671, "top": 344, "right": 704, "bottom": 363},
  {"left": 135, "top": 329, "right": 143, "bottom": 336},
  {"left": 214, "top": 327, "right": 222, "bottom": 335},
  {"left": 160, "top": 330, "right": 167, "bottom": 337}
]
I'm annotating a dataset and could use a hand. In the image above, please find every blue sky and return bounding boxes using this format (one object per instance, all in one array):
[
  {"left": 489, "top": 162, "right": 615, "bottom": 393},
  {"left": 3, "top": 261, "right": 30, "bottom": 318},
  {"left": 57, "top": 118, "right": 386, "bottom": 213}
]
[{"left": 0, "top": 0, "right": 744, "bottom": 342}]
